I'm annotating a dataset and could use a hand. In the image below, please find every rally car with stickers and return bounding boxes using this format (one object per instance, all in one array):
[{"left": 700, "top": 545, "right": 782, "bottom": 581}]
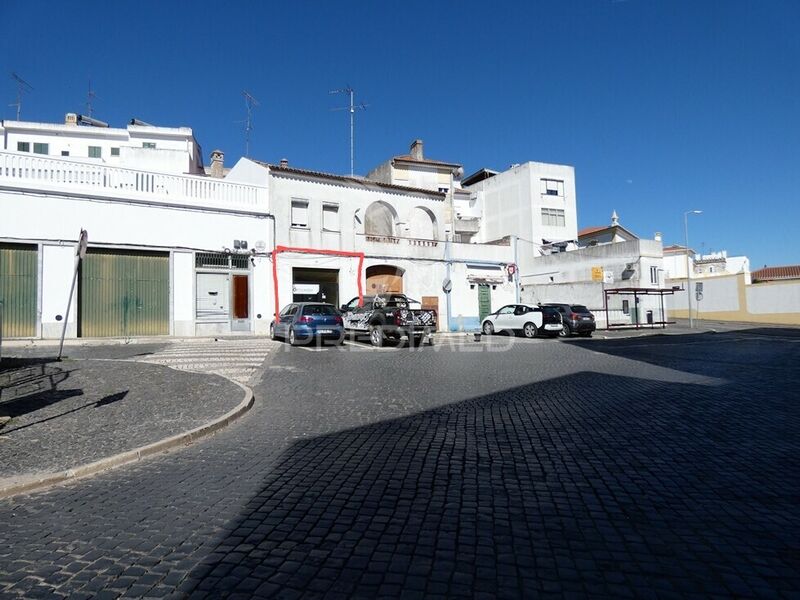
[{"left": 340, "top": 294, "right": 437, "bottom": 347}]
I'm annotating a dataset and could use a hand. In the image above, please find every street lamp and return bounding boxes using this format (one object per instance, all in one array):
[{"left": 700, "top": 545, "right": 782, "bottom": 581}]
[{"left": 684, "top": 210, "right": 703, "bottom": 328}]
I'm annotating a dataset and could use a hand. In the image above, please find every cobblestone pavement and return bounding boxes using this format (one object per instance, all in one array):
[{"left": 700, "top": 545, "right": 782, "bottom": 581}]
[
  {"left": 0, "top": 359, "right": 243, "bottom": 480},
  {"left": 1, "top": 329, "right": 798, "bottom": 598}
]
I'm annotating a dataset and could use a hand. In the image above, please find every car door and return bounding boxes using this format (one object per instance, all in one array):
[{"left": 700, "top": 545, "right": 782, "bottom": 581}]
[
  {"left": 347, "top": 299, "right": 373, "bottom": 331},
  {"left": 277, "top": 304, "right": 297, "bottom": 336},
  {"left": 492, "top": 305, "right": 517, "bottom": 331}
]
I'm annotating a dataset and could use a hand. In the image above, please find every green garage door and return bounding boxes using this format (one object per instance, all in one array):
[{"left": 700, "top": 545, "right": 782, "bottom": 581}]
[
  {"left": 0, "top": 243, "right": 38, "bottom": 338},
  {"left": 80, "top": 249, "right": 169, "bottom": 337}
]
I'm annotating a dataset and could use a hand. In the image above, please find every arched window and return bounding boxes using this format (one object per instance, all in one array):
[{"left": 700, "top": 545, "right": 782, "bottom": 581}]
[
  {"left": 409, "top": 206, "right": 438, "bottom": 240},
  {"left": 365, "top": 202, "right": 397, "bottom": 237}
]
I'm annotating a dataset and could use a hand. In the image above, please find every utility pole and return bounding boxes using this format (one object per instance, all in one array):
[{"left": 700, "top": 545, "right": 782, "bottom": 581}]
[{"left": 684, "top": 210, "right": 702, "bottom": 328}]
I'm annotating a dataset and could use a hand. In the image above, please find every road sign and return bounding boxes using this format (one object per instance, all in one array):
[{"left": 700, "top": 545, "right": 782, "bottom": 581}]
[{"left": 77, "top": 229, "right": 88, "bottom": 259}]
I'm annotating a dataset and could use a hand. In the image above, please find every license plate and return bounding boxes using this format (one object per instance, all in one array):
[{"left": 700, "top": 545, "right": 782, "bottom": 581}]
[
  {"left": 545, "top": 324, "right": 560, "bottom": 330},
  {"left": 318, "top": 329, "right": 333, "bottom": 334}
]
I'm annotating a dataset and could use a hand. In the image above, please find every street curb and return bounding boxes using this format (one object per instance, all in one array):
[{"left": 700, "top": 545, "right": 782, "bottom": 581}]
[{"left": 0, "top": 372, "right": 254, "bottom": 501}]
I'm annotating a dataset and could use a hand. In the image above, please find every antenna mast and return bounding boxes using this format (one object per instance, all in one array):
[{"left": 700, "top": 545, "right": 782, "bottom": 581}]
[
  {"left": 86, "top": 79, "right": 99, "bottom": 118},
  {"left": 330, "top": 85, "right": 368, "bottom": 176},
  {"left": 10, "top": 72, "right": 33, "bottom": 121},
  {"left": 242, "top": 90, "right": 260, "bottom": 157}
]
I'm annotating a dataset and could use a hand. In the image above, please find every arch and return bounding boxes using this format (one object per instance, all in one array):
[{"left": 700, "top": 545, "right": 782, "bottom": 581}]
[
  {"left": 365, "top": 201, "right": 398, "bottom": 237},
  {"left": 409, "top": 206, "right": 438, "bottom": 240},
  {"left": 366, "top": 264, "right": 405, "bottom": 294}
]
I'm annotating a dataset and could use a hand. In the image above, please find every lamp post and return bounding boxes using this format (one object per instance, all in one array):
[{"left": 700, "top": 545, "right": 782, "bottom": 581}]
[{"left": 684, "top": 210, "right": 702, "bottom": 328}]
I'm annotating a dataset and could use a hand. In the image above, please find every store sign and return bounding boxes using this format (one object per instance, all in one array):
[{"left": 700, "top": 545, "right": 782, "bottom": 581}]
[
  {"left": 293, "top": 284, "right": 320, "bottom": 295},
  {"left": 591, "top": 266, "right": 603, "bottom": 281}
]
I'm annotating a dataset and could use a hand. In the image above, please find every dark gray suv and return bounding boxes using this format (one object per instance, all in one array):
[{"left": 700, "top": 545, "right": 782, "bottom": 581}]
[{"left": 542, "top": 303, "right": 596, "bottom": 337}]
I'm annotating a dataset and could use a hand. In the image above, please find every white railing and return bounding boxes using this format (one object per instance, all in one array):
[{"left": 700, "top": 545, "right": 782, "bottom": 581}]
[{"left": 0, "top": 151, "right": 266, "bottom": 211}]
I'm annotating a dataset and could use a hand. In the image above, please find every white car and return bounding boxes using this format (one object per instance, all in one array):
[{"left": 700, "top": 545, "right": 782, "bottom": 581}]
[{"left": 481, "top": 304, "right": 563, "bottom": 338}]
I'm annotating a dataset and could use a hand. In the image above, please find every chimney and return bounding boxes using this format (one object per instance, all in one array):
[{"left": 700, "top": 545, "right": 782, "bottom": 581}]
[
  {"left": 279, "top": 158, "right": 289, "bottom": 168},
  {"left": 410, "top": 139, "right": 424, "bottom": 160},
  {"left": 654, "top": 232, "right": 662, "bottom": 242},
  {"left": 611, "top": 210, "right": 619, "bottom": 227},
  {"left": 65, "top": 113, "right": 78, "bottom": 126},
  {"left": 209, "top": 149, "right": 224, "bottom": 178}
]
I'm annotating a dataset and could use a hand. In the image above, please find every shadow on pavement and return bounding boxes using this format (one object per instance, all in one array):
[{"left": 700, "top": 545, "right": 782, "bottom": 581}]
[
  {"left": 0, "top": 360, "right": 80, "bottom": 428},
  {"left": 184, "top": 368, "right": 799, "bottom": 597}
]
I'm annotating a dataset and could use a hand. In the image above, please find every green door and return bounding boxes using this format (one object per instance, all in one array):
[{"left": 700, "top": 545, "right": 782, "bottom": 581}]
[
  {"left": 478, "top": 284, "right": 492, "bottom": 322},
  {"left": 80, "top": 249, "right": 169, "bottom": 337},
  {"left": 0, "top": 244, "right": 38, "bottom": 338}
]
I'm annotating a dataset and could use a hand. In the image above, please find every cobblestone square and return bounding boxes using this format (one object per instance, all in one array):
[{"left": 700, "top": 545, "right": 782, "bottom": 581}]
[{"left": 1, "top": 328, "right": 798, "bottom": 598}]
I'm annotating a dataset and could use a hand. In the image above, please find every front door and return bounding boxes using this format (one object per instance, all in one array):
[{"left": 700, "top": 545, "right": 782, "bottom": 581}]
[
  {"left": 478, "top": 285, "right": 492, "bottom": 322},
  {"left": 231, "top": 274, "right": 250, "bottom": 332}
]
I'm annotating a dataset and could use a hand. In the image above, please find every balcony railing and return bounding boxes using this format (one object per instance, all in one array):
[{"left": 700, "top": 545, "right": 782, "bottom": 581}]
[
  {"left": 0, "top": 151, "right": 266, "bottom": 211},
  {"left": 363, "top": 234, "right": 439, "bottom": 247}
]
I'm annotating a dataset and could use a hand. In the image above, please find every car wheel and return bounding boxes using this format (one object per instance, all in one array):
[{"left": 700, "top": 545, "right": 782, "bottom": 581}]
[
  {"left": 288, "top": 327, "right": 298, "bottom": 346},
  {"left": 523, "top": 322, "right": 538, "bottom": 338},
  {"left": 482, "top": 321, "right": 495, "bottom": 335},
  {"left": 270, "top": 323, "right": 277, "bottom": 340},
  {"left": 559, "top": 323, "right": 571, "bottom": 337},
  {"left": 369, "top": 325, "right": 385, "bottom": 347}
]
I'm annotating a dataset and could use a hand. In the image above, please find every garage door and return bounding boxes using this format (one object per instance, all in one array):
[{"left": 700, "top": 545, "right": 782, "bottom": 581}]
[
  {"left": 0, "top": 243, "right": 37, "bottom": 338},
  {"left": 80, "top": 249, "right": 169, "bottom": 337}
]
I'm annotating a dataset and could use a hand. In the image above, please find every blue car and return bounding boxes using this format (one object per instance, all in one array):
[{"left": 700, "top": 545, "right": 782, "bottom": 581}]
[{"left": 270, "top": 302, "right": 345, "bottom": 345}]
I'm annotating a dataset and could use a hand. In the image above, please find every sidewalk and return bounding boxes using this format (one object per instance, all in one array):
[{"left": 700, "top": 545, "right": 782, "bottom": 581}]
[{"left": 0, "top": 356, "right": 252, "bottom": 498}]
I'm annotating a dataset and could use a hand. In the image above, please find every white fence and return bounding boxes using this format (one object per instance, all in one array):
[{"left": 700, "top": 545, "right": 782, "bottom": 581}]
[{"left": 0, "top": 151, "right": 267, "bottom": 211}]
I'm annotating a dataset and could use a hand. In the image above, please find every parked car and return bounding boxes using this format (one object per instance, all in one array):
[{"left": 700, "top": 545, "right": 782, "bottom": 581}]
[
  {"left": 270, "top": 302, "right": 345, "bottom": 345},
  {"left": 481, "top": 304, "right": 563, "bottom": 338},
  {"left": 340, "top": 294, "right": 436, "bottom": 346},
  {"left": 542, "top": 303, "right": 596, "bottom": 337}
]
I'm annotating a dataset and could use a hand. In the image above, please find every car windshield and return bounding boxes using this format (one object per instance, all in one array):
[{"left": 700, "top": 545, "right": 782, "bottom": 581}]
[
  {"left": 302, "top": 305, "right": 337, "bottom": 315},
  {"left": 570, "top": 305, "right": 591, "bottom": 313}
]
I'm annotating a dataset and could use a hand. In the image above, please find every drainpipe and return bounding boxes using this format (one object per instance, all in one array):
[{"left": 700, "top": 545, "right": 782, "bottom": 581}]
[
  {"left": 444, "top": 232, "right": 452, "bottom": 332},
  {"left": 512, "top": 234, "right": 520, "bottom": 303}
]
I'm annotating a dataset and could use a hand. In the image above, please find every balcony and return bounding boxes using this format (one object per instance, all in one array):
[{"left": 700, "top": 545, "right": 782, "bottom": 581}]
[
  {"left": 0, "top": 151, "right": 267, "bottom": 212},
  {"left": 356, "top": 233, "right": 512, "bottom": 263}
]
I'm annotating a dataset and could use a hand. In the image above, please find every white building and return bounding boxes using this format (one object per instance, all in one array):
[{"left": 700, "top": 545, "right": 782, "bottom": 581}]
[
  {"left": 1, "top": 121, "right": 517, "bottom": 340},
  {"left": 663, "top": 245, "right": 750, "bottom": 281},
  {"left": 0, "top": 116, "right": 271, "bottom": 340},
  {"left": 227, "top": 154, "right": 517, "bottom": 333}
]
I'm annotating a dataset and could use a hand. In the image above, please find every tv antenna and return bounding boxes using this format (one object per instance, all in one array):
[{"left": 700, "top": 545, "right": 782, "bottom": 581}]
[
  {"left": 10, "top": 72, "right": 33, "bottom": 120},
  {"left": 86, "top": 78, "right": 99, "bottom": 117},
  {"left": 242, "top": 90, "right": 260, "bottom": 157},
  {"left": 330, "top": 85, "right": 368, "bottom": 176}
]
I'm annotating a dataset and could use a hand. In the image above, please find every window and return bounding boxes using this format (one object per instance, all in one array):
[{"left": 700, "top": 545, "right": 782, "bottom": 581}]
[
  {"left": 88, "top": 146, "right": 101, "bottom": 158},
  {"left": 541, "top": 208, "right": 566, "bottom": 227},
  {"left": 650, "top": 266, "right": 659, "bottom": 284},
  {"left": 541, "top": 179, "right": 564, "bottom": 196},
  {"left": 17, "top": 141, "right": 30, "bottom": 152},
  {"left": 142, "top": 142, "right": 156, "bottom": 149},
  {"left": 322, "top": 204, "right": 340, "bottom": 232},
  {"left": 61, "top": 150, "right": 70, "bottom": 156},
  {"left": 291, "top": 200, "right": 309, "bottom": 228},
  {"left": 110, "top": 147, "right": 120, "bottom": 157},
  {"left": 438, "top": 187, "right": 449, "bottom": 194},
  {"left": 33, "top": 143, "right": 49, "bottom": 154},
  {"left": 622, "top": 300, "right": 630, "bottom": 315}
]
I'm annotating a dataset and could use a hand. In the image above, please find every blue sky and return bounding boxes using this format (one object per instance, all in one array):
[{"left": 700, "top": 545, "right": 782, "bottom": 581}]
[{"left": 2, "top": 0, "right": 798, "bottom": 268}]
